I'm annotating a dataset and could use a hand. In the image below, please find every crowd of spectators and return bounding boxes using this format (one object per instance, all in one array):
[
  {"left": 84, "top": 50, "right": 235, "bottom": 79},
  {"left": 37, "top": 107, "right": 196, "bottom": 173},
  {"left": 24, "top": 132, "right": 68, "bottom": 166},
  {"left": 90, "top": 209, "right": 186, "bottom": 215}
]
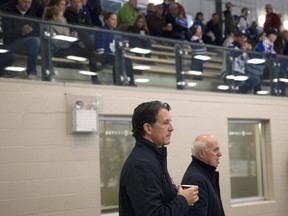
[{"left": 0, "top": 0, "right": 288, "bottom": 94}]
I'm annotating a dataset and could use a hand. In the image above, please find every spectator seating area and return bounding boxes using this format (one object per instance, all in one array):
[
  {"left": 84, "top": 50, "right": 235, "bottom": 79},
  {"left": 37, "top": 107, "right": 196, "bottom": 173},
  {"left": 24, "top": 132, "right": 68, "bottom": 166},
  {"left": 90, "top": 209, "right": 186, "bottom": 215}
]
[{"left": 0, "top": 9, "right": 285, "bottom": 95}]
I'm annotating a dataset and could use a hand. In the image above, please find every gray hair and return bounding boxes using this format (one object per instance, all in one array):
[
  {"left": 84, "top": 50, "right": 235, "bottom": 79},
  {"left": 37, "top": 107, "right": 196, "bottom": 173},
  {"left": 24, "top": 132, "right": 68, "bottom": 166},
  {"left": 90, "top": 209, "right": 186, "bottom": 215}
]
[
  {"left": 191, "top": 139, "right": 208, "bottom": 156},
  {"left": 169, "top": 3, "right": 178, "bottom": 9}
]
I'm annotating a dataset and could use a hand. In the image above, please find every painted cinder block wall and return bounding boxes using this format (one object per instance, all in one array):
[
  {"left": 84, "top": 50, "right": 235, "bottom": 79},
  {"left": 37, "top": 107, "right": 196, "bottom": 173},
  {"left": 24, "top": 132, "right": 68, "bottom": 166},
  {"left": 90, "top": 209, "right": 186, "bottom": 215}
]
[{"left": 0, "top": 79, "right": 287, "bottom": 216}]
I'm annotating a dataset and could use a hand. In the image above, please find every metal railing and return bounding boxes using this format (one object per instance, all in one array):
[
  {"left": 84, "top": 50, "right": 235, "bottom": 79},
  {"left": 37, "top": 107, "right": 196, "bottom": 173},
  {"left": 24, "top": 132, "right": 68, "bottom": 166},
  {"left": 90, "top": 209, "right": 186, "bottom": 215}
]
[{"left": 0, "top": 12, "right": 288, "bottom": 97}]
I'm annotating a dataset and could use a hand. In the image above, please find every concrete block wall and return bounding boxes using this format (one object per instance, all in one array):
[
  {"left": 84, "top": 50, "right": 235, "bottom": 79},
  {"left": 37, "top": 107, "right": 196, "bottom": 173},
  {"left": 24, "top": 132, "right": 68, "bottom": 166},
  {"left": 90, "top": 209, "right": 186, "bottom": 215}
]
[{"left": 0, "top": 79, "right": 287, "bottom": 216}]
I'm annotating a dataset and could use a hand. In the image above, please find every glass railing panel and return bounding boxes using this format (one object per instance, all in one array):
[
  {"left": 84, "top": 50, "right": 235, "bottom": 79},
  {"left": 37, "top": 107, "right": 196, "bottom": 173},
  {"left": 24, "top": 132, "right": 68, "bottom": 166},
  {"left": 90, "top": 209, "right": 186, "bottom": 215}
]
[{"left": 1, "top": 12, "right": 288, "bottom": 97}]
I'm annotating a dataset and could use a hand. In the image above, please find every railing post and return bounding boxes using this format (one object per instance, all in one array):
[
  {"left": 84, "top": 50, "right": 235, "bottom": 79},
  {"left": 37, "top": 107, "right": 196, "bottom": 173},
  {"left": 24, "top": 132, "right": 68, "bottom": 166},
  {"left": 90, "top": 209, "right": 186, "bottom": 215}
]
[
  {"left": 40, "top": 23, "right": 53, "bottom": 81},
  {"left": 175, "top": 43, "right": 185, "bottom": 90},
  {"left": 114, "top": 36, "right": 126, "bottom": 85}
]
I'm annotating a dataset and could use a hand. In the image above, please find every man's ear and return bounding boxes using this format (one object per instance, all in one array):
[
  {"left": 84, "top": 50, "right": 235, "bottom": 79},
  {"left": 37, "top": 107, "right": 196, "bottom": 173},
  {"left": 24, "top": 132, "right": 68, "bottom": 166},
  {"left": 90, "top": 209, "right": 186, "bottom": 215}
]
[
  {"left": 198, "top": 149, "right": 206, "bottom": 160},
  {"left": 143, "top": 123, "right": 152, "bottom": 135}
]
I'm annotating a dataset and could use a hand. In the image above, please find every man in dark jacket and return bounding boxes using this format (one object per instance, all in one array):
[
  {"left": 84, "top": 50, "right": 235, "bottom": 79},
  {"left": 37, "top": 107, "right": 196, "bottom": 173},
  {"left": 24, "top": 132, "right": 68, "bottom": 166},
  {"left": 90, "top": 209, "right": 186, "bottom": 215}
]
[
  {"left": 223, "top": 2, "right": 235, "bottom": 38},
  {"left": 1, "top": 0, "right": 40, "bottom": 80},
  {"left": 119, "top": 101, "right": 199, "bottom": 216},
  {"left": 64, "top": 0, "right": 97, "bottom": 82},
  {"left": 182, "top": 134, "right": 225, "bottom": 216}
]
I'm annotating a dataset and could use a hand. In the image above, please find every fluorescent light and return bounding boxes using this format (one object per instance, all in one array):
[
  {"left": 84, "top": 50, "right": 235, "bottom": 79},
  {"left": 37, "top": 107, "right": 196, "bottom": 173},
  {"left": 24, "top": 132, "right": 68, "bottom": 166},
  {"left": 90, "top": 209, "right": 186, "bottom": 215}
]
[
  {"left": 52, "top": 35, "right": 78, "bottom": 42},
  {"left": 135, "top": 78, "right": 149, "bottom": 83},
  {"left": 272, "top": 78, "right": 279, "bottom": 83},
  {"left": 187, "top": 82, "right": 197, "bottom": 87},
  {"left": 226, "top": 75, "right": 235, "bottom": 80},
  {"left": 4, "top": 66, "right": 26, "bottom": 72},
  {"left": 279, "top": 78, "right": 288, "bottom": 82},
  {"left": 130, "top": 47, "right": 151, "bottom": 54},
  {"left": 272, "top": 78, "right": 288, "bottom": 83},
  {"left": 247, "top": 58, "right": 266, "bottom": 64},
  {"left": 133, "top": 65, "right": 151, "bottom": 70},
  {"left": 177, "top": 81, "right": 186, "bottom": 86},
  {"left": 0, "top": 49, "right": 9, "bottom": 53},
  {"left": 256, "top": 90, "right": 269, "bottom": 95},
  {"left": 187, "top": 70, "right": 202, "bottom": 75},
  {"left": 234, "top": 76, "right": 248, "bottom": 81},
  {"left": 79, "top": 71, "right": 97, "bottom": 76},
  {"left": 225, "top": 75, "right": 248, "bottom": 81},
  {"left": 193, "top": 55, "right": 211, "bottom": 61},
  {"left": 217, "top": 85, "right": 230, "bottom": 90},
  {"left": 66, "top": 56, "right": 87, "bottom": 62}
]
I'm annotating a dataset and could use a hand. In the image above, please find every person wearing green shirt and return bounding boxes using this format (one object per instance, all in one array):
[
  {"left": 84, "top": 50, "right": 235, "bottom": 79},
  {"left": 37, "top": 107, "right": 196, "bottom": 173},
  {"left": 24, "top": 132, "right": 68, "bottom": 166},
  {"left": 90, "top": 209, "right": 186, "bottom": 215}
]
[{"left": 117, "top": 0, "right": 138, "bottom": 30}]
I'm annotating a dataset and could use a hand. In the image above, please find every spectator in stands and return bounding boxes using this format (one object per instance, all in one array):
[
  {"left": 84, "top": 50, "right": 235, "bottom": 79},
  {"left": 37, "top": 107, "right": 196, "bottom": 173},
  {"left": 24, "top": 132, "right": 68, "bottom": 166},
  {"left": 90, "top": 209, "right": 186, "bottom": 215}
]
[
  {"left": 191, "top": 12, "right": 206, "bottom": 33},
  {"left": 30, "top": 0, "right": 49, "bottom": 17},
  {"left": 80, "top": 0, "right": 92, "bottom": 23},
  {"left": 162, "top": 0, "right": 186, "bottom": 18},
  {"left": 64, "top": 0, "right": 98, "bottom": 82},
  {"left": 263, "top": 4, "right": 281, "bottom": 33},
  {"left": 175, "top": 10, "right": 188, "bottom": 28},
  {"left": 282, "top": 30, "right": 288, "bottom": 55},
  {"left": 233, "top": 15, "right": 240, "bottom": 34},
  {"left": 191, "top": 12, "right": 212, "bottom": 44},
  {"left": 189, "top": 25, "right": 205, "bottom": 80},
  {"left": 223, "top": 2, "right": 235, "bottom": 39},
  {"left": 86, "top": 0, "right": 102, "bottom": 26},
  {"left": 41, "top": 5, "right": 80, "bottom": 81},
  {"left": 250, "top": 28, "right": 279, "bottom": 94},
  {"left": 47, "top": 0, "right": 67, "bottom": 13},
  {"left": 145, "top": 2, "right": 155, "bottom": 19},
  {"left": 1, "top": 0, "right": 40, "bottom": 80},
  {"left": 127, "top": 15, "right": 151, "bottom": 57},
  {"left": 64, "top": 0, "right": 92, "bottom": 26},
  {"left": 246, "top": 21, "right": 259, "bottom": 48},
  {"left": 205, "top": 13, "right": 223, "bottom": 46},
  {"left": 238, "top": 7, "right": 249, "bottom": 32},
  {"left": 222, "top": 32, "right": 260, "bottom": 94},
  {"left": 165, "top": 3, "right": 187, "bottom": 40},
  {"left": 273, "top": 30, "right": 288, "bottom": 96},
  {"left": 117, "top": 0, "right": 138, "bottom": 31},
  {"left": 146, "top": 4, "right": 172, "bottom": 38},
  {"left": 94, "top": 12, "right": 135, "bottom": 86}
]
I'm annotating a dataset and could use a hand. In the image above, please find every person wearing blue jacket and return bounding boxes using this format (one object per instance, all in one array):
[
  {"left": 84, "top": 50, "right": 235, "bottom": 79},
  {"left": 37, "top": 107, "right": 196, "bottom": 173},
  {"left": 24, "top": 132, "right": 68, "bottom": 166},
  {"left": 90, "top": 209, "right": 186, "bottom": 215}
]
[
  {"left": 223, "top": 32, "right": 260, "bottom": 93},
  {"left": 94, "top": 12, "right": 135, "bottom": 85},
  {"left": 119, "top": 101, "right": 199, "bottom": 216},
  {"left": 248, "top": 28, "right": 279, "bottom": 94}
]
